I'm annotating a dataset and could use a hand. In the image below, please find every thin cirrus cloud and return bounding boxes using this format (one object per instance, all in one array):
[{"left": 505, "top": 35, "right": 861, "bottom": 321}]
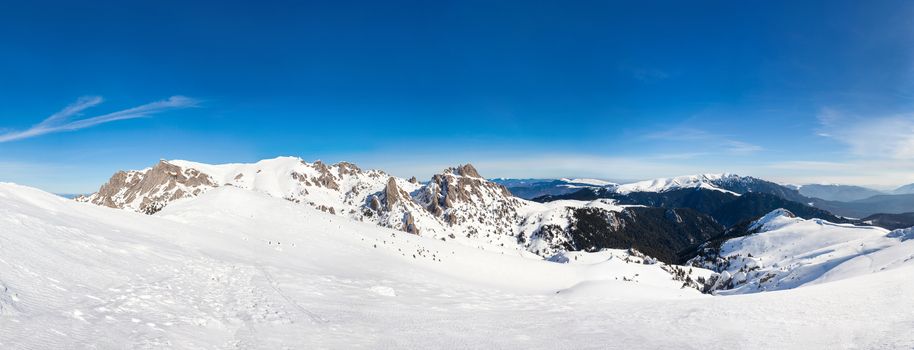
[
  {"left": 816, "top": 108, "right": 914, "bottom": 159},
  {"left": 644, "top": 127, "right": 764, "bottom": 155},
  {"left": 0, "top": 96, "right": 198, "bottom": 143}
]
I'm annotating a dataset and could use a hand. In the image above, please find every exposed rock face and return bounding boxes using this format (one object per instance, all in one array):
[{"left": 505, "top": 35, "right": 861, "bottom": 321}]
[
  {"left": 452, "top": 164, "right": 482, "bottom": 178},
  {"left": 369, "top": 196, "right": 382, "bottom": 211},
  {"left": 418, "top": 165, "right": 516, "bottom": 221},
  {"left": 78, "top": 160, "right": 216, "bottom": 214},
  {"left": 335, "top": 162, "right": 362, "bottom": 176},
  {"left": 383, "top": 177, "right": 407, "bottom": 210},
  {"left": 77, "top": 157, "right": 614, "bottom": 257},
  {"left": 403, "top": 212, "right": 419, "bottom": 234},
  {"left": 77, "top": 157, "right": 401, "bottom": 218},
  {"left": 410, "top": 163, "right": 522, "bottom": 240},
  {"left": 363, "top": 176, "right": 429, "bottom": 235},
  {"left": 422, "top": 182, "right": 444, "bottom": 216},
  {"left": 310, "top": 161, "right": 340, "bottom": 190}
]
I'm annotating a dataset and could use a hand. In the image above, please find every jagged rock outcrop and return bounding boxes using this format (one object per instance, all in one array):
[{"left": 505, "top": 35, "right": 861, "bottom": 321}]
[
  {"left": 383, "top": 177, "right": 408, "bottom": 210},
  {"left": 416, "top": 164, "right": 517, "bottom": 224},
  {"left": 363, "top": 177, "right": 425, "bottom": 235},
  {"left": 452, "top": 164, "right": 482, "bottom": 178},
  {"left": 400, "top": 164, "right": 524, "bottom": 244},
  {"left": 78, "top": 160, "right": 216, "bottom": 214},
  {"left": 403, "top": 212, "right": 419, "bottom": 234},
  {"left": 310, "top": 161, "right": 340, "bottom": 190},
  {"left": 77, "top": 157, "right": 403, "bottom": 218}
]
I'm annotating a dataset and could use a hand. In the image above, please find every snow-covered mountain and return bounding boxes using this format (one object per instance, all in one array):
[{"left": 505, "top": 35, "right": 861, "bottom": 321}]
[
  {"left": 491, "top": 178, "right": 615, "bottom": 199},
  {"left": 690, "top": 208, "right": 914, "bottom": 294},
  {"left": 75, "top": 157, "right": 914, "bottom": 291},
  {"left": 535, "top": 173, "right": 809, "bottom": 206},
  {"left": 87, "top": 159, "right": 877, "bottom": 264},
  {"left": 78, "top": 157, "right": 633, "bottom": 257},
  {"left": 501, "top": 174, "right": 754, "bottom": 199},
  {"left": 612, "top": 173, "right": 808, "bottom": 203},
  {"left": 613, "top": 173, "right": 741, "bottom": 195},
  {"left": 559, "top": 178, "right": 617, "bottom": 187},
  {"left": 5, "top": 182, "right": 914, "bottom": 348},
  {"left": 77, "top": 157, "right": 402, "bottom": 215}
]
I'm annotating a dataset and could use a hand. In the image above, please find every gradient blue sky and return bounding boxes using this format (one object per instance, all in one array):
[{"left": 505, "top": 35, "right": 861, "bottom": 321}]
[{"left": 2, "top": 0, "right": 914, "bottom": 193}]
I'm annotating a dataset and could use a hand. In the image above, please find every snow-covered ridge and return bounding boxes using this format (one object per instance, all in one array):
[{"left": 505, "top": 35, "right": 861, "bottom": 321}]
[
  {"left": 559, "top": 178, "right": 617, "bottom": 187},
  {"left": 747, "top": 208, "right": 800, "bottom": 232},
  {"left": 691, "top": 208, "right": 914, "bottom": 294},
  {"left": 614, "top": 173, "right": 742, "bottom": 195},
  {"left": 77, "top": 156, "right": 405, "bottom": 216}
]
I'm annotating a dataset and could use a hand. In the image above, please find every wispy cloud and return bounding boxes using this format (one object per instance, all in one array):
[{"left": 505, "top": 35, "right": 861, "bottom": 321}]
[
  {"left": 644, "top": 127, "right": 711, "bottom": 141},
  {"left": 0, "top": 96, "right": 198, "bottom": 143},
  {"left": 816, "top": 108, "right": 914, "bottom": 159},
  {"left": 764, "top": 159, "right": 914, "bottom": 189},
  {"left": 645, "top": 126, "right": 764, "bottom": 155},
  {"left": 725, "top": 140, "right": 764, "bottom": 154}
]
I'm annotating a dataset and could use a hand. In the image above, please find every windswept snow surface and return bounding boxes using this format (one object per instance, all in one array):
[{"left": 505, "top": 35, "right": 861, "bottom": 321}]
[{"left": 2, "top": 184, "right": 914, "bottom": 349}]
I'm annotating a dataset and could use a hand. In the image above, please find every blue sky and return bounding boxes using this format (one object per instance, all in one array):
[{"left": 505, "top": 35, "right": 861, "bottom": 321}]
[{"left": 2, "top": 0, "right": 914, "bottom": 193}]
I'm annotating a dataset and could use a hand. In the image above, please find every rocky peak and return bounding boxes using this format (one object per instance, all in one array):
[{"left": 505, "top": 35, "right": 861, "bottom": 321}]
[
  {"left": 78, "top": 160, "right": 217, "bottom": 214},
  {"left": 309, "top": 160, "right": 340, "bottom": 190},
  {"left": 149, "top": 160, "right": 215, "bottom": 188},
  {"left": 403, "top": 212, "right": 419, "bottom": 235},
  {"left": 445, "top": 164, "right": 482, "bottom": 178},
  {"left": 383, "top": 177, "right": 410, "bottom": 210},
  {"left": 364, "top": 176, "right": 427, "bottom": 235},
  {"left": 439, "top": 165, "right": 512, "bottom": 204},
  {"left": 415, "top": 164, "right": 519, "bottom": 228},
  {"left": 335, "top": 161, "right": 362, "bottom": 176}
]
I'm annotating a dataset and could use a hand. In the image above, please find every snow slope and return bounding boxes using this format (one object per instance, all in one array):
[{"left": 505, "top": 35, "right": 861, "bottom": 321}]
[
  {"left": 692, "top": 209, "right": 914, "bottom": 295},
  {"left": 0, "top": 183, "right": 715, "bottom": 348},
  {"left": 614, "top": 173, "right": 741, "bottom": 195},
  {"left": 3, "top": 183, "right": 914, "bottom": 348}
]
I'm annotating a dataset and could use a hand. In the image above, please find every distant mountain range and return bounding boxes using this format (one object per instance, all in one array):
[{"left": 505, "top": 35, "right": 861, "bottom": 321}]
[
  {"left": 490, "top": 178, "right": 617, "bottom": 199},
  {"left": 796, "top": 184, "right": 884, "bottom": 202},
  {"left": 501, "top": 175, "right": 914, "bottom": 219},
  {"left": 893, "top": 183, "right": 914, "bottom": 195},
  {"left": 75, "top": 159, "right": 914, "bottom": 267}
]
